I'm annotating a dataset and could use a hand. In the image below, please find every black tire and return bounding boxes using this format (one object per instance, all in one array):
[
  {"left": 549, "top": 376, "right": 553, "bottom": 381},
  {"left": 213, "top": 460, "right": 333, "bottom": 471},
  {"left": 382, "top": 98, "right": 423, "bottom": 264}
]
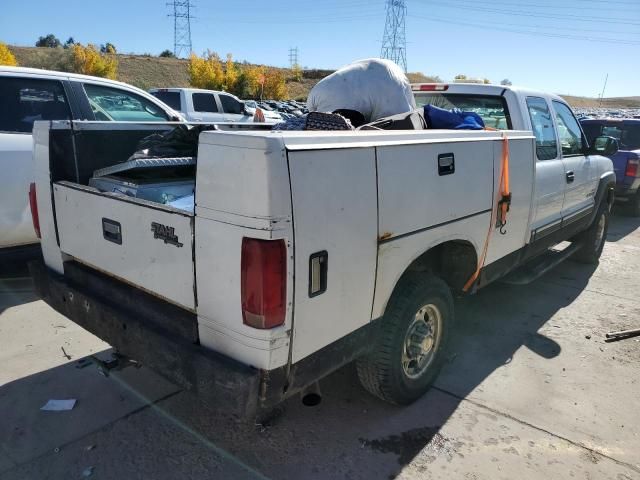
[
  {"left": 572, "top": 202, "right": 609, "bottom": 264},
  {"left": 356, "top": 273, "right": 454, "bottom": 405}
]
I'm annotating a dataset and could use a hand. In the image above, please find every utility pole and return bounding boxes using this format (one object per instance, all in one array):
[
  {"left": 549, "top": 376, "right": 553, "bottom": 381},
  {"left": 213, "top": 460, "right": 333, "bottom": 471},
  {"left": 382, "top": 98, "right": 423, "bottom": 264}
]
[
  {"left": 289, "top": 47, "right": 299, "bottom": 69},
  {"left": 380, "top": 0, "right": 407, "bottom": 72},
  {"left": 598, "top": 73, "right": 609, "bottom": 108},
  {"left": 168, "top": 0, "right": 194, "bottom": 58}
]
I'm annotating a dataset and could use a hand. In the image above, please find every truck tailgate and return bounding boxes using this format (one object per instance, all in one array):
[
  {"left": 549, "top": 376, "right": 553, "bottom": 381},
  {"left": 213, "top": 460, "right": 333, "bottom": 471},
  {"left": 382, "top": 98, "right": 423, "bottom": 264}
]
[{"left": 53, "top": 182, "right": 195, "bottom": 310}]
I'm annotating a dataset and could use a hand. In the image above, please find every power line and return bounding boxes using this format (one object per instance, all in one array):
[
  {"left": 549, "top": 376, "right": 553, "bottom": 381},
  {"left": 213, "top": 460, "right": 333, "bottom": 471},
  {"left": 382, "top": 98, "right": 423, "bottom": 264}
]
[
  {"left": 167, "top": 0, "right": 194, "bottom": 58},
  {"left": 420, "top": 1, "right": 640, "bottom": 26},
  {"left": 410, "top": 13, "right": 640, "bottom": 45},
  {"left": 381, "top": 0, "right": 408, "bottom": 72}
]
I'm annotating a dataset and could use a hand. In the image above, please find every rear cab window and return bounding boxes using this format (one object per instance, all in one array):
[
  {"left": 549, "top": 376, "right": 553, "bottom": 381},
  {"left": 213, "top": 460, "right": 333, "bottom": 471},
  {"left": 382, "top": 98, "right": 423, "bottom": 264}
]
[
  {"left": 526, "top": 97, "right": 558, "bottom": 160},
  {"left": 413, "top": 93, "right": 512, "bottom": 130},
  {"left": 84, "top": 83, "right": 168, "bottom": 122},
  {"left": 0, "top": 76, "right": 71, "bottom": 133},
  {"left": 583, "top": 122, "right": 640, "bottom": 151},
  {"left": 150, "top": 90, "right": 181, "bottom": 111},
  {"left": 192, "top": 93, "right": 219, "bottom": 113}
]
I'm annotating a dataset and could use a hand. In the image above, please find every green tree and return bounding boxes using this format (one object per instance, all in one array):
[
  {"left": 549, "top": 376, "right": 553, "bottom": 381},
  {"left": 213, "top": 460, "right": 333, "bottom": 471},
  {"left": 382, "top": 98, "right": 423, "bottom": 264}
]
[
  {"left": 100, "top": 42, "right": 117, "bottom": 54},
  {"left": 36, "top": 34, "right": 61, "bottom": 48},
  {"left": 63, "top": 37, "right": 76, "bottom": 49},
  {"left": 159, "top": 49, "right": 175, "bottom": 58}
]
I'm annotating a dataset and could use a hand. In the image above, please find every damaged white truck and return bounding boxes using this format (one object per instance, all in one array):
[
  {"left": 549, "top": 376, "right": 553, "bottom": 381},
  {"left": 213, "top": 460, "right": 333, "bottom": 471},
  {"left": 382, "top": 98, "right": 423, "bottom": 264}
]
[{"left": 30, "top": 83, "right": 617, "bottom": 417}]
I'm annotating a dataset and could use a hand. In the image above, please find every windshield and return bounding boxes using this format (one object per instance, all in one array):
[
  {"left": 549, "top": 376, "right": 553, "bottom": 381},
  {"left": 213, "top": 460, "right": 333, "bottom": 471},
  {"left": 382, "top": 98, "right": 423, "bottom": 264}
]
[{"left": 413, "top": 93, "right": 511, "bottom": 130}]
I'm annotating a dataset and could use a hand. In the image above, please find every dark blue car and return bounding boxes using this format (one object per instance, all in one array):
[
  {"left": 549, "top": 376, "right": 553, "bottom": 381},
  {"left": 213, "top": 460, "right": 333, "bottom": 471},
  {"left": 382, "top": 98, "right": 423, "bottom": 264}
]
[{"left": 581, "top": 119, "right": 640, "bottom": 215}]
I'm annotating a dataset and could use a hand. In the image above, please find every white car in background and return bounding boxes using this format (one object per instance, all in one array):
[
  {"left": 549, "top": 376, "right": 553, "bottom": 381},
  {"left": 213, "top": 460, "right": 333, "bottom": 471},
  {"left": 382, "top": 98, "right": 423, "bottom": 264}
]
[
  {"left": 0, "top": 66, "right": 182, "bottom": 260},
  {"left": 149, "top": 88, "right": 283, "bottom": 124}
]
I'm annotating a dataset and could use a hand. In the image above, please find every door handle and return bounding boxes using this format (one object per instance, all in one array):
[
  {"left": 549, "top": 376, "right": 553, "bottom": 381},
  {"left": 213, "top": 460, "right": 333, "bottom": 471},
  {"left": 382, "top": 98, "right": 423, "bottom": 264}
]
[
  {"left": 566, "top": 171, "right": 575, "bottom": 183},
  {"left": 102, "top": 218, "right": 122, "bottom": 245},
  {"left": 438, "top": 153, "right": 455, "bottom": 176}
]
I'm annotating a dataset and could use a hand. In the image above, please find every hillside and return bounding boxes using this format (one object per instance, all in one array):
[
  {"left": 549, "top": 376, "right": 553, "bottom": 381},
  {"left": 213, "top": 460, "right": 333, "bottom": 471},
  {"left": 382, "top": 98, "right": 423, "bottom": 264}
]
[{"left": 6, "top": 46, "right": 637, "bottom": 107}]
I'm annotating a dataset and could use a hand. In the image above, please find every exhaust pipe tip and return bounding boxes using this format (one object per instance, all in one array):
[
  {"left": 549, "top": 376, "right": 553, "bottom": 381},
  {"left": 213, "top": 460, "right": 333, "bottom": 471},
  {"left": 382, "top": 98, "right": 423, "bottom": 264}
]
[{"left": 301, "top": 381, "right": 322, "bottom": 407}]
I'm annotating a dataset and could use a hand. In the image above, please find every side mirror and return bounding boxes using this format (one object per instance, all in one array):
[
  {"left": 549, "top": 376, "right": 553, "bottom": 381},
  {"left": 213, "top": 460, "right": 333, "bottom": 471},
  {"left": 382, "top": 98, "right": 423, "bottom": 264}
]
[{"left": 592, "top": 135, "right": 619, "bottom": 156}]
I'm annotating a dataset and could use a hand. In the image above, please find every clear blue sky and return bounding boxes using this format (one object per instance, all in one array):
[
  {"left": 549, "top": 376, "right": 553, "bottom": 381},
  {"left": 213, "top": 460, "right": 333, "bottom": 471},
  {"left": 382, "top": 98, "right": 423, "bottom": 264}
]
[{"left": 1, "top": 0, "right": 639, "bottom": 97}]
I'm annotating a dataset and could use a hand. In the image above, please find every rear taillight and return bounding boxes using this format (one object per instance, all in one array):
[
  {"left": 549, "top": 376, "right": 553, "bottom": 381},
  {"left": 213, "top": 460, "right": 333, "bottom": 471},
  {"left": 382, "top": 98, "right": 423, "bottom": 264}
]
[
  {"left": 28, "top": 182, "right": 41, "bottom": 239},
  {"left": 625, "top": 158, "right": 639, "bottom": 178},
  {"left": 240, "top": 238, "right": 287, "bottom": 329}
]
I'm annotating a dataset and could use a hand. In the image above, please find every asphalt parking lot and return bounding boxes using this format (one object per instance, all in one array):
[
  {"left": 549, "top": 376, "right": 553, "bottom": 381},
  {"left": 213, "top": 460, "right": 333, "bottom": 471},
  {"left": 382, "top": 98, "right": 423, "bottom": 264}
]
[{"left": 1, "top": 212, "right": 639, "bottom": 480}]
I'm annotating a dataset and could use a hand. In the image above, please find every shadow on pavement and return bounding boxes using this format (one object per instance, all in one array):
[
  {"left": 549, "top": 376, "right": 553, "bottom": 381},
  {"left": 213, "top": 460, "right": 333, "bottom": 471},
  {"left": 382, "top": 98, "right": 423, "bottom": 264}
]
[
  {"left": 608, "top": 208, "right": 640, "bottom": 242},
  {"left": 0, "top": 254, "right": 600, "bottom": 479},
  {"left": 133, "top": 260, "right": 598, "bottom": 479}
]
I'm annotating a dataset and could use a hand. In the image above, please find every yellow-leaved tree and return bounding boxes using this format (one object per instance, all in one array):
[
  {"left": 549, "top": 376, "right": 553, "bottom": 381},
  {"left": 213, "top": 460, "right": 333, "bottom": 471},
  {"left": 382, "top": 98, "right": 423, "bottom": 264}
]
[
  {"left": 188, "top": 51, "right": 224, "bottom": 90},
  {"left": 0, "top": 43, "right": 17, "bottom": 66},
  {"left": 263, "top": 68, "right": 287, "bottom": 100},
  {"left": 224, "top": 53, "right": 238, "bottom": 91},
  {"left": 71, "top": 44, "right": 117, "bottom": 79}
]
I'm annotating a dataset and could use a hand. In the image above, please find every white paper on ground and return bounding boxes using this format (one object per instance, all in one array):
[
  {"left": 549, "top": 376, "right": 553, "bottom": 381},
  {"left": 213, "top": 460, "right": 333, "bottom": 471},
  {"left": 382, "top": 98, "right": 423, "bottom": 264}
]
[{"left": 40, "top": 399, "right": 77, "bottom": 411}]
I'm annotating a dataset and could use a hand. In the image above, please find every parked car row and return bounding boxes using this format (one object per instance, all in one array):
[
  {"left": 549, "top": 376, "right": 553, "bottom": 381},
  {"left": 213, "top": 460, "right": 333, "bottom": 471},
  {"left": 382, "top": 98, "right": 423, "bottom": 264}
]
[
  {"left": 575, "top": 107, "right": 640, "bottom": 120},
  {"left": 254, "top": 99, "right": 308, "bottom": 118}
]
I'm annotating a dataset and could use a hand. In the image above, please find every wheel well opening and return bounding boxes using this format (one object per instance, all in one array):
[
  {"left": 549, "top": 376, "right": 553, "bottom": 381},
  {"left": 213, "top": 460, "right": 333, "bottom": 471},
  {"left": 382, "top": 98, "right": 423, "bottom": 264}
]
[{"left": 405, "top": 240, "right": 478, "bottom": 294}]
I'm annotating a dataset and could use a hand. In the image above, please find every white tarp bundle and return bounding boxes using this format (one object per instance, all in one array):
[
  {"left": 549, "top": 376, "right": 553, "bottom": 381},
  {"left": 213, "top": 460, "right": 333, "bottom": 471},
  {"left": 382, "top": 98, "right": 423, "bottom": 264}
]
[{"left": 306, "top": 58, "right": 416, "bottom": 123}]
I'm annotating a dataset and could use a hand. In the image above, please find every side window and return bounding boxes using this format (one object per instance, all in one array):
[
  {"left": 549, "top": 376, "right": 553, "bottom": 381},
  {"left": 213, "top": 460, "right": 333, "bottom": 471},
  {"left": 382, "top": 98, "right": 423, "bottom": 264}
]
[
  {"left": 526, "top": 97, "right": 558, "bottom": 161},
  {"left": 552, "top": 101, "right": 584, "bottom": 156},
  {"left": 84, "top": 84, "right": 168, "bottom": 122},
  {"left": 219, "top": 94, "right": 244, "bottom": 114},
  {"left": 150, "top": 91, "right": 181, "bottom": 111},
  {"left": 0, "top": 77, "right": 71, "bottom": 133},
  {"left": 192, "top": 93, "right": 218, "bottom": 112}
]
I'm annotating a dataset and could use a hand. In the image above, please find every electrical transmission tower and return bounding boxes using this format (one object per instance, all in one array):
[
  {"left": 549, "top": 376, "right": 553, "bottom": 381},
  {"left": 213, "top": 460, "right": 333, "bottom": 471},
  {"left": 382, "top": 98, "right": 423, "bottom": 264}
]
[
  {"left": 168, "top": 0, "right": 194, "bottom": 58},
  {"left": 380, "top": 0, "right": 407, "bottom": 72},
  {"left": 289, "top": 47, "right": 299, "bottom": 69}
]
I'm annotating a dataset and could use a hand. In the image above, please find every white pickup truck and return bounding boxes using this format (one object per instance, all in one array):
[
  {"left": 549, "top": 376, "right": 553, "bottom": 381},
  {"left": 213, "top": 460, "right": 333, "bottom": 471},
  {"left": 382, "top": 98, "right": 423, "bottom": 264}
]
[{"left": 30, "top": 84, "right": 617, "bottom": 417}]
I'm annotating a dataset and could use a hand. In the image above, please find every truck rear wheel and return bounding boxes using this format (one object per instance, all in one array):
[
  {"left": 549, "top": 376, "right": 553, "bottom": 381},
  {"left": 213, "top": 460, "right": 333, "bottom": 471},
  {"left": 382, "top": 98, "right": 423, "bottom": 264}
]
[
  {"left": 356, "top": 273, "right": 453, "bottom": 405},
  {"left": 573, "top": 202, "right": 609, "bottom": 264}
]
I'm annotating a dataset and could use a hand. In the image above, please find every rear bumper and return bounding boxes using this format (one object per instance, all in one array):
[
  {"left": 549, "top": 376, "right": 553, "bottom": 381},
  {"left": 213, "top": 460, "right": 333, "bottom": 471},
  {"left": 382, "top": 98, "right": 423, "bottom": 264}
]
[{"left": 29, "top": 259, "right": 262, "bottom": 418}]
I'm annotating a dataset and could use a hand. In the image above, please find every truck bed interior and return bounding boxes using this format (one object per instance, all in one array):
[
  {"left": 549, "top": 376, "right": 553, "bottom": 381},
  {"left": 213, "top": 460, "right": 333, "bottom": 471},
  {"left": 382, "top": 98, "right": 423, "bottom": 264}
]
[{"left": 48, "top": 121, "right": 271, "bottom": 214}]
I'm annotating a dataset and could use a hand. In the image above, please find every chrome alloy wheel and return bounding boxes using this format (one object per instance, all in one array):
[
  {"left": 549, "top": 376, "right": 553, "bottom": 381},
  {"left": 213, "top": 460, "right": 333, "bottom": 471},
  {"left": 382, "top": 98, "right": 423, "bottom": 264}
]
[{"left": 401, "top": 304, "right": 443, "bottom": 379}]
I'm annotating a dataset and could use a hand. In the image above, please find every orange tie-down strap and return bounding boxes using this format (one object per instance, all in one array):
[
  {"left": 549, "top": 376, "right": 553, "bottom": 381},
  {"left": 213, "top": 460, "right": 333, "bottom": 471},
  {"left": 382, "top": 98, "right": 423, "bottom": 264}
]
[{"left": 462, "top": 133, "right": 511, "bottom": 292}]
